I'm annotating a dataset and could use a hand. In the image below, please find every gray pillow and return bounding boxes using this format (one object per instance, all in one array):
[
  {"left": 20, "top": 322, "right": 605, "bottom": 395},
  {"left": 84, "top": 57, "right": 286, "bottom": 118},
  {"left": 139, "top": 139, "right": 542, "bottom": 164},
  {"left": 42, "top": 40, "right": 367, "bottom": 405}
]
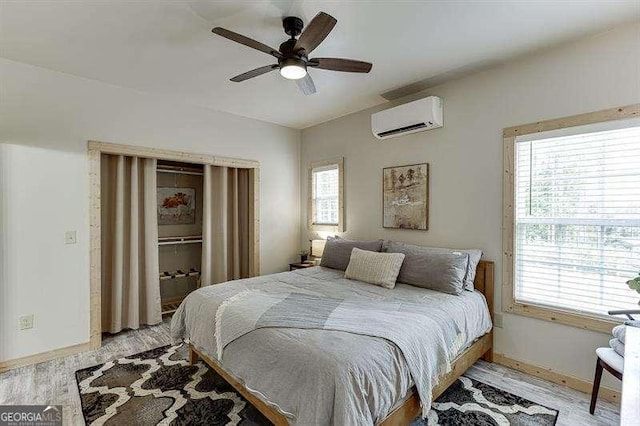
[
  {"left": 461, "top": 249, "right": 483, "bottom": 290},
  {"left": 383, "top": 241, "right": 470, "bottom": 295},
  {"left": 383, "top": 241, "right": 482, "bottom": 291},
  {"left": 320, "top": 237, "right": 384, "bottom": 271}
]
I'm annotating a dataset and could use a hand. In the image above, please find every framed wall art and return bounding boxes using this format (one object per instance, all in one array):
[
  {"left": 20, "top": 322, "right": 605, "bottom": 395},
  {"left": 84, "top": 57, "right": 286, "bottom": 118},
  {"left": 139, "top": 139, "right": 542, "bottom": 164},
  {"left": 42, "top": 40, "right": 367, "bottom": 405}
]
[
  {"left": 157, "top": 187, "right": 196, "bottom": 225},
  {"left": 383, "top": 163, "right": 429, "bottom": 230}
]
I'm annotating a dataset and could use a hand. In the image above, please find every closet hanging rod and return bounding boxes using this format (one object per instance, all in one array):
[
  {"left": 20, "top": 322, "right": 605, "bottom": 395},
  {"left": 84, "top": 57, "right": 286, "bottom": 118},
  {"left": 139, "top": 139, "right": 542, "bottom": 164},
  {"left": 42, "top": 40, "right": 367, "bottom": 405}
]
[
  {"left": 158, "top": 239, "right": 202, "bottom": 246},
  {"left": 158, "top": 235, "right": 201, "bottom": 241},
  {"left": 158, "top": 235, "right": 203, "bottom": 246},
  {"left": 157, "top": 168, "right": 203, "bottom": 176}
]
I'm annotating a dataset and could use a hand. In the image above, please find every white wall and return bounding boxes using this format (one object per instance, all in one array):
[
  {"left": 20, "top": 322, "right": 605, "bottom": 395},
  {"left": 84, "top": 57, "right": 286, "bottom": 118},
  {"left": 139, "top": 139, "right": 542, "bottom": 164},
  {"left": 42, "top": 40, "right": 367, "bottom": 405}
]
[
  {"left": 0, "top": 58, "right": 300, "bottom": 362},
  {"left": 300, "top": 23, "right": 640, "bottom": 388}
]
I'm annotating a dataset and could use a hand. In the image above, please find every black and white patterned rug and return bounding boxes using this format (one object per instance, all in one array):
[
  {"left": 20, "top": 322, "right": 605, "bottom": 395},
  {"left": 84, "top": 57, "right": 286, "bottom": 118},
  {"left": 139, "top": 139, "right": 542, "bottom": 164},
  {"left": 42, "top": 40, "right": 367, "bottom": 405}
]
[
  {"left": 413, "top": 376, "right": 558, "bottom": 426},
  {"left": 75, "top": 344, "right": 558, "bottom": 425},
  {"left": 75, "top": 344, "right": 268, "bottom": 425}
]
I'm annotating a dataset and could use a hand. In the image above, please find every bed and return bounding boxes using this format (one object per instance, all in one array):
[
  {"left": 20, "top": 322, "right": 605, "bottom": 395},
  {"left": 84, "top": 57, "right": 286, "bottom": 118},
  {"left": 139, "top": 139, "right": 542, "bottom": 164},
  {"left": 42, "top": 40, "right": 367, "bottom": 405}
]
[{"left": 171, "top": 260, "right": 494, "bottom": 425}]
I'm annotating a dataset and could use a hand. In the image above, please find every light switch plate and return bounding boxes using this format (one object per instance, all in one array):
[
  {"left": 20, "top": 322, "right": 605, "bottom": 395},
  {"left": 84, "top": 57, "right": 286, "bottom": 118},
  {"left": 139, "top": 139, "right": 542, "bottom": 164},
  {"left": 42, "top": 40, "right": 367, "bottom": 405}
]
[
  {"left": 65, "top": 230, "right": 77, "bottom": 244},
  {"left": 19, "top": 314, "right": 34, "bottom": 330}
]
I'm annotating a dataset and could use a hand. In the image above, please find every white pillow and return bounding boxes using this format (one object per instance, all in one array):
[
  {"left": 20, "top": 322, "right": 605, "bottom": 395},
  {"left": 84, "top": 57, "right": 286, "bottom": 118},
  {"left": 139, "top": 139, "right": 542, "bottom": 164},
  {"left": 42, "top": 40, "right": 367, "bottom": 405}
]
[{"left": 344, "top": 247, "right": 405, "bottom": 289}]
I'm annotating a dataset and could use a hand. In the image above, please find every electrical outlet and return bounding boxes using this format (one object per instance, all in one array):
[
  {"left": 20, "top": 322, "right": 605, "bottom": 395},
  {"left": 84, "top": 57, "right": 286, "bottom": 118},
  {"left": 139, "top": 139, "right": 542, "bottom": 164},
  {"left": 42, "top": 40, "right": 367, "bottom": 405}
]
[
  {"left": 493, "top": 313, "right": 503, "bottom": 328},
  {"left": 65, "top": 230, "right": 77, "bottom": 244},
  {"left": 19, "top": 314, "right": 34, "bottom": 330}
]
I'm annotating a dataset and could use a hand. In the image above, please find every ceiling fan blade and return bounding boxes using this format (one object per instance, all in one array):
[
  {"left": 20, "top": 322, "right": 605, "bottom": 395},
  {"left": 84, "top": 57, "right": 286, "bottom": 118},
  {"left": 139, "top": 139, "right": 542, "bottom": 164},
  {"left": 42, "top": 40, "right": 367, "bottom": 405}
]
[
  {"left": 212, "top": 27, "right": 282, "bottom": 59},
  {"left": 294, "top": 12, "right": 337, "bottom": 55},
  {"left": 230, "top": 64, "right": 279, "bottom": 82},
  {"left": 296, "top": 73, "right": 316, "bottom": 95},
  {"left": 309, "top": 58, "right": 372, "bottom": 73}
]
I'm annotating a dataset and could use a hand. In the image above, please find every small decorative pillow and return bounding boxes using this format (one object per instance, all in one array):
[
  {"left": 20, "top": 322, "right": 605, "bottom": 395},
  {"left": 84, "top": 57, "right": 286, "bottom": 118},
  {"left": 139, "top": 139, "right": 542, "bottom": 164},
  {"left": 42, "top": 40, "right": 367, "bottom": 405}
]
[{"left": 344, "top": 247, "right": 405, "bottom": 289}]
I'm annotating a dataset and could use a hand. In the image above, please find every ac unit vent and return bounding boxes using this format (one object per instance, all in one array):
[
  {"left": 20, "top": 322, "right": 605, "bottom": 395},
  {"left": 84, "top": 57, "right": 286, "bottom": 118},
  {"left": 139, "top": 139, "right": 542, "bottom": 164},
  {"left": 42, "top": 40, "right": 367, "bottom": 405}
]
[
  {"left": 377, "top": 122, "right": 427, "bottom": 138},
  {"left": 371, "top": 96, "right": 443, "bottom": 140}
]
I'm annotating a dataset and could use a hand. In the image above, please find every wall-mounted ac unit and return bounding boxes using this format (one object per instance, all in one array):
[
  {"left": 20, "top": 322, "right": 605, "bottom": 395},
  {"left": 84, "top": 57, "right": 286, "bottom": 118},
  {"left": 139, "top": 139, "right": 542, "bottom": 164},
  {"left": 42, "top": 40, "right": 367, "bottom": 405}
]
[{"left": 371, "top": 96, "right": 443, "bottom": 140}]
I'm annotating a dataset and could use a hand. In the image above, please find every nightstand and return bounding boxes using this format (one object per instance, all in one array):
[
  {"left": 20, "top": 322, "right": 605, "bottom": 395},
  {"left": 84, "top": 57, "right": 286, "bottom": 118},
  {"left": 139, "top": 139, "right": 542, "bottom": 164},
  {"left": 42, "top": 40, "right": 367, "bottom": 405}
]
[{"left": 289, "top": 262, "right": 316, "bottom": 271}]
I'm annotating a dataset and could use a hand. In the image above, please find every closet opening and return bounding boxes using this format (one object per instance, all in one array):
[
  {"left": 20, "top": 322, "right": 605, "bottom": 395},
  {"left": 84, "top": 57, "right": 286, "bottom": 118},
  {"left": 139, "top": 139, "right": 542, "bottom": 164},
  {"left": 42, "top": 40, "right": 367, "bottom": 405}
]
[
  {"left": 88, "top": 141, "right": 260, "bottom": 348},
  {"left": 157, "top": 160, "right": 204, "bottom": 316}
]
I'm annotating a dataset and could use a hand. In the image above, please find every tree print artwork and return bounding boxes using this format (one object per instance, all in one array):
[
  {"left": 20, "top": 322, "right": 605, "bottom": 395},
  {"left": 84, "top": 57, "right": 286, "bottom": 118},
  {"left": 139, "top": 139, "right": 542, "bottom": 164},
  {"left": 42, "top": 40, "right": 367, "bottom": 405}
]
[{"left": 383, "top": 163, "right": 429, "bottom": 230}]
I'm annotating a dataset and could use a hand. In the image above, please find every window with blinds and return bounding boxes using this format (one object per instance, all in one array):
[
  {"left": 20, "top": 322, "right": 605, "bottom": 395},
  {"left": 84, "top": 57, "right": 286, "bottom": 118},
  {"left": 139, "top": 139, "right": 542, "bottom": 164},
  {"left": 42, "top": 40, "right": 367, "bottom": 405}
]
[
  {"left": 514, "top": 119, "right": 640, "bottom": 317},
  {"left": 312, "top": 164, "right": 339, "bottom": 225}
]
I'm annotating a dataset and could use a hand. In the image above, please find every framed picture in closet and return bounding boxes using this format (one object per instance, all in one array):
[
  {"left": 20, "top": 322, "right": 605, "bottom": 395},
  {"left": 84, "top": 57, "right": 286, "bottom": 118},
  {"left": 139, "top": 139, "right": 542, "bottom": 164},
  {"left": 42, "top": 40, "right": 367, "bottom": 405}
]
[{"left": 157, "top": 187, "right": 196, "bottom": 225}]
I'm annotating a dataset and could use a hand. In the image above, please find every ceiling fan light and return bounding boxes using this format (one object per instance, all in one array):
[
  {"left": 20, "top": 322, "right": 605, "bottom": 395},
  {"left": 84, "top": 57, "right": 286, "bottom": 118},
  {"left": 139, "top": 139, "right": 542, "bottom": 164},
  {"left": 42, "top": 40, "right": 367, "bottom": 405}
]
[
  {"left": 279, "top": 57, "right": 307, "bottom": 80},
  {"left": 280, "top": 64, "right": 307, "bottom": 80}
]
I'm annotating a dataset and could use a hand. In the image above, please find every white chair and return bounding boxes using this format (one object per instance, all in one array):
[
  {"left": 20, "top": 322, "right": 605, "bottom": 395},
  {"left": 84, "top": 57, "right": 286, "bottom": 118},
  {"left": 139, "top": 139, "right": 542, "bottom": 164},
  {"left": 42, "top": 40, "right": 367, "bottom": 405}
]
[{"left": 589, "top": 309, "right": 640, "bottom": 414}]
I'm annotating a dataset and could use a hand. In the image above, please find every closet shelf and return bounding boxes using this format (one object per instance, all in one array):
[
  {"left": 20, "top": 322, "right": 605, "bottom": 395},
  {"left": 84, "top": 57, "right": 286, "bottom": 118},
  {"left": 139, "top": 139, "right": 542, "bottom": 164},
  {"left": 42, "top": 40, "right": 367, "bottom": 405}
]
[
  {"left": 160, "top": 268, "right": 200, "bottom": 281},
  {"left": 158, "top": 235, "right": 203, "bottom": 246}
]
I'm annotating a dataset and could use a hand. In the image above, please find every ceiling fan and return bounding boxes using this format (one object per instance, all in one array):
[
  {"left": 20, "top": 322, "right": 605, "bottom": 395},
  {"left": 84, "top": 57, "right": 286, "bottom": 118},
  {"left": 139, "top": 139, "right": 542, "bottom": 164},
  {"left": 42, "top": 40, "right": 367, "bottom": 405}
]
[{"left": 212, "top": 12, "right": 372, "bottom": 95}]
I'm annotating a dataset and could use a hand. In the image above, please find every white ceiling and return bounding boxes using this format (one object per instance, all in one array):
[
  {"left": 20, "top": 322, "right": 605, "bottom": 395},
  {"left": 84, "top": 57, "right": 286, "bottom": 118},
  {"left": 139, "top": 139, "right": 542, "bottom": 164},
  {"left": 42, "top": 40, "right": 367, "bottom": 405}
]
[{"left": 1, "top": 1, "right": 638, "bottom": 129}]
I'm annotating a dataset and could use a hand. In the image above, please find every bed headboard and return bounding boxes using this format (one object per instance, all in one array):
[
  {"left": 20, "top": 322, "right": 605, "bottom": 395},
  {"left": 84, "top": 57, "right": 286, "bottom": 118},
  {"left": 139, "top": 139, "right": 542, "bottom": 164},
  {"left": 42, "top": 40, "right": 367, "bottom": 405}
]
[{"left": 474, "top": 260, "right": 494, "bottom": 322}]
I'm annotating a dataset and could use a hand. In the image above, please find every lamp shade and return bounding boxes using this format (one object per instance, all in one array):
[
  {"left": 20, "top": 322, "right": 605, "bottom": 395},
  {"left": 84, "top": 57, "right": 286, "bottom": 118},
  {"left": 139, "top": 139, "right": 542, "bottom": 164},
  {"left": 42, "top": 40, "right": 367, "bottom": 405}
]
[{"left": 311, "top": 239, "right": 326, "bottom": 258}]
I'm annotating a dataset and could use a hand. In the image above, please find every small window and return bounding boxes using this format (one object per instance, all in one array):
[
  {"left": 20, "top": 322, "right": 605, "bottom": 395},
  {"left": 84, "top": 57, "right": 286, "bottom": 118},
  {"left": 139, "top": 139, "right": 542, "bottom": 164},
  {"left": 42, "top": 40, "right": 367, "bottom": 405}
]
[
  {"left": 308, "top": 158, "right": 344, "bottom": 231},
  {"left": 505, "top": 110, "right": 640, "bottom": 329}
]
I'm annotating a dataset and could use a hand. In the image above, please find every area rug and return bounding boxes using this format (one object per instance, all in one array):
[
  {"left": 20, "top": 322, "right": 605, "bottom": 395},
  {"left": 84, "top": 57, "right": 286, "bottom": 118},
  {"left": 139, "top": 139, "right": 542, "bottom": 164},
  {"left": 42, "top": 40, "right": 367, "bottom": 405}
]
[
  {"left": 76, "top": 344, "right": 558, "bottom": 425},
  {"left": 412, "top": 376, "right": 559, "bottom": 426}
]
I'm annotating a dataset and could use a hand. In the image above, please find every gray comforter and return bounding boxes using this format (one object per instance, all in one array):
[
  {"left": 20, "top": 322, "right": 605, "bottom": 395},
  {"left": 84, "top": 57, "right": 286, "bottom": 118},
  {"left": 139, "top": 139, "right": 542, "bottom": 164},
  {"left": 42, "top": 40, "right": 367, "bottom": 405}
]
[{"left": 171, "top": 266, "right": 492, "bottom": 425}]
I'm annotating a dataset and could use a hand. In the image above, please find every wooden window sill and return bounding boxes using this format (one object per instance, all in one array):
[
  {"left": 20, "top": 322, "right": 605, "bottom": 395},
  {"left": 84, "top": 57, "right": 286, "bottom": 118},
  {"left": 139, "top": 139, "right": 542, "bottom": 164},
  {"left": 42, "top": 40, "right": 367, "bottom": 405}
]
[
  {"left": 309, "top": 223, "right": 341, "bottom": 232},
  {"left": 504, "top": 301, "right": 622, "bottom": 334}
]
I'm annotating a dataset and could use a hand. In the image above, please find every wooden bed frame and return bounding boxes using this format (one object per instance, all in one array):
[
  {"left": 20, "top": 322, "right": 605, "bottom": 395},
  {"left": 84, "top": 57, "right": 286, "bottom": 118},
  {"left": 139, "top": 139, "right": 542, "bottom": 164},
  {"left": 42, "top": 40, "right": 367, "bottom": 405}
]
[{"left": 189, "top": 260, "right": 494, "bottom": 426}]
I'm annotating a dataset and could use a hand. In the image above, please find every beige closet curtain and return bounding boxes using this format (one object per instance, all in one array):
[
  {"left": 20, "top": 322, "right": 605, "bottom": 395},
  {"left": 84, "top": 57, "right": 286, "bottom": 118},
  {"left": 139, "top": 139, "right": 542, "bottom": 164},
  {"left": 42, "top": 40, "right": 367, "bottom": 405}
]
[
  {"left": 101, "top": 154, "right": 161, "bottom": 333},
  {"left": 201, "top": 165, "right": 251, "bottom": 285}
]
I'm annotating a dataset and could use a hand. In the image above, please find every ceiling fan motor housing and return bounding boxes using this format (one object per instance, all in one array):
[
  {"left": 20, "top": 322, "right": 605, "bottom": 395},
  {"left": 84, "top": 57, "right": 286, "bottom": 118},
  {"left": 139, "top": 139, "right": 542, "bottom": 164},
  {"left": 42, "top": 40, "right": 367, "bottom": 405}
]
[
  {"left": 279, "top": 57, "right": 306, "bottom": 71},
  {"left": 283, "top": 16, "right": 304, "bottom": 38},
  {"left": 279, "top": 38, "right": 307, "bottom": 60}
]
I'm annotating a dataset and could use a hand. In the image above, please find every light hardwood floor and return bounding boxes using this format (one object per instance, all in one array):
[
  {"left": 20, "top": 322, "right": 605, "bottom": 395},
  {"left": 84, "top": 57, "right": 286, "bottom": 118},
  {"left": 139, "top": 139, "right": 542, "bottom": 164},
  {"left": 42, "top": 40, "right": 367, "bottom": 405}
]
[{"left": 0, "top": 318, "right": 620, "bottom": 425}]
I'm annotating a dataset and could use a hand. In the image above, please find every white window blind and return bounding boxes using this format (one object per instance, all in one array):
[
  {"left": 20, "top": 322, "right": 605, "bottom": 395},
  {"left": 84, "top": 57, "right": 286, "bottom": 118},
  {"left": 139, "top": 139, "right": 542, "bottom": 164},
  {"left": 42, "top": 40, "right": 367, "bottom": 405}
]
[
  {"left": 312, "top": 165, "right": 339, "bottom": 225},
  {"left": 514, "top": 120, "right": 640, "bottom": 317}
]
